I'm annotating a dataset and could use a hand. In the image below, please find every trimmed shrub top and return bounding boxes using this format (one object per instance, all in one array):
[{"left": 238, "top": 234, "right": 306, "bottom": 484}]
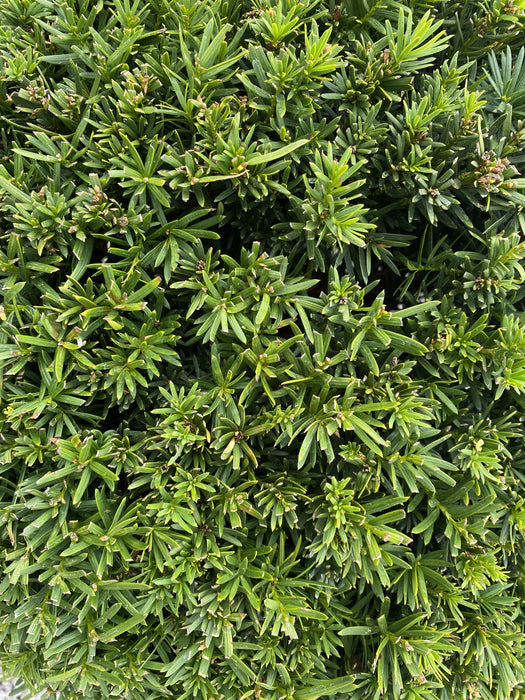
[{"left": 2, "top": 0, "right": 525, "bottom": 698}]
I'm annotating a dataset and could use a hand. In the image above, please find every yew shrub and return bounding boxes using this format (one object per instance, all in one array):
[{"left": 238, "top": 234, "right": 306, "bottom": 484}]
[{"left": 2, "top": 1, "right": 525, "bottom": 698}]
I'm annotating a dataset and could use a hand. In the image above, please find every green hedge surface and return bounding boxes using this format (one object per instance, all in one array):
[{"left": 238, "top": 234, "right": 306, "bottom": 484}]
[{"left": 2, "top": 0, "right": 525, "bottom": 698}]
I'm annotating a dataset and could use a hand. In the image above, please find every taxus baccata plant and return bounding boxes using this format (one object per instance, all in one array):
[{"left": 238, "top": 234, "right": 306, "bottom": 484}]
[{"left": 2, "top": 0, "right": 525, "bottom": 698}]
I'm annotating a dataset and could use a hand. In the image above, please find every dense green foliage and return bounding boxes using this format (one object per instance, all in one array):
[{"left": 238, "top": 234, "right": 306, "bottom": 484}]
[{"left": 2, "top": 0, "right": 525, "bottom": 697}]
